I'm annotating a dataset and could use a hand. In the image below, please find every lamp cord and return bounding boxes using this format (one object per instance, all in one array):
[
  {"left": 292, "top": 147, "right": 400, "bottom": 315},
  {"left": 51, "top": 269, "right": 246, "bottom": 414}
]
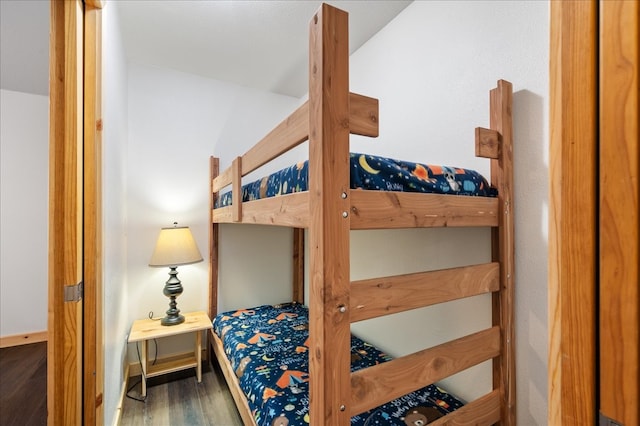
[{"left": 125, "top": 338, "right": 158, "bottom": 402}]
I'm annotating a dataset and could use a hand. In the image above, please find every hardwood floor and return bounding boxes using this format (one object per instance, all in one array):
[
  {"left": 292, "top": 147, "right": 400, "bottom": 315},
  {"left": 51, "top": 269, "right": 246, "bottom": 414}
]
[
  {"left": 0, "top": 342, "right": 47, "bottom": 426},
  {"left": 0, "top": 341, "right": 242, "bottom": 425},
  {"left": 120, "top": 359, "right": 243, "bottom": 426}
]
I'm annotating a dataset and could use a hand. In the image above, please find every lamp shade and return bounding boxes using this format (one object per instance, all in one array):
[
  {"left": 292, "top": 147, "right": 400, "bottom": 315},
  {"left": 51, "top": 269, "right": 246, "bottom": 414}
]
[{"left": 149, "top": 226, "right": 203, "bottom": 267}]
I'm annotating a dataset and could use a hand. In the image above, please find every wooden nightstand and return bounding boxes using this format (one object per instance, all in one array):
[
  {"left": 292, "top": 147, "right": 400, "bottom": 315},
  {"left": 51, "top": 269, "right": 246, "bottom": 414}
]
[{"left": 128, "top": 311, "right": 212, "bottom": 397}]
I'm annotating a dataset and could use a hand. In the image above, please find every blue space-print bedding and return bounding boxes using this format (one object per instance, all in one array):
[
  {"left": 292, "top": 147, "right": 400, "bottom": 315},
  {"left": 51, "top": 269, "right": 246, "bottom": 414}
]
[
  {"left": 213, "top": 302, "right": 465, "bottom": 426},
  {"left": 216, "top": 153, "right": 496, "bottom": 207}
]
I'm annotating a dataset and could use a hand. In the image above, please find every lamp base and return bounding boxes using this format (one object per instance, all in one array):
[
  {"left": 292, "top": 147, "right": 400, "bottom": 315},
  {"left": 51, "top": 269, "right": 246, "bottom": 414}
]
[
  {"left": 161, "top": 267, "right": 185, "bottom": 326},
  {"left": 161, "top": 313, "right": 185, "bottom": 326}
]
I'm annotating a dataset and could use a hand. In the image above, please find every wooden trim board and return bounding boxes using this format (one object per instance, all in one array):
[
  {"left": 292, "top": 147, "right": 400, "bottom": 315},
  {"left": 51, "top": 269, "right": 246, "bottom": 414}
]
[
  {"left": 0, "top": 331, "right": 48, "bottom": 348},
  {"left": 112, "top": 363, "right": 130, "bottom": 426}
]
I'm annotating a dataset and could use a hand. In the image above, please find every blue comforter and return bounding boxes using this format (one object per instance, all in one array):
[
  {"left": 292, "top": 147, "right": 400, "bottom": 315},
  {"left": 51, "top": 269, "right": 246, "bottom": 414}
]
[
  {"left": 216, "top": 153, "right": 496, "bottom": 207},
  {"left": 213, "top": 303, "right": 464, "bottom": 426}
]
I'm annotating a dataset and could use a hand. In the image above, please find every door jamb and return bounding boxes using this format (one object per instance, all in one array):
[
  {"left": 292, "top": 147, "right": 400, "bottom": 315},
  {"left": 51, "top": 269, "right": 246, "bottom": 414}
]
[
  {"left": 83, "top": 2, "right": 104, "bottom": 424},
  {"left": 548, "top": 1, "right": 598, "bottom": 424}
]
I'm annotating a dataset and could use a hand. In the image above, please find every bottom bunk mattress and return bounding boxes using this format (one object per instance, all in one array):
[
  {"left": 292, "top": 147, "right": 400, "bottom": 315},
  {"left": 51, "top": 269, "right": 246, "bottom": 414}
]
[{"left": 213, "top": 302, "right": 465, "bottom": 426}]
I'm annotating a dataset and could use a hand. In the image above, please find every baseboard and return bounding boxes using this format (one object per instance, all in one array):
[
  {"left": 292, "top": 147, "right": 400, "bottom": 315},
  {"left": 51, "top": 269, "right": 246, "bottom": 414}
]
[
  {"left": 127, "top": 348, "right": 209, "bottom": 377},
  {"left": 113, "top": 362, "right": 130, "bottom": 426},
  {"left": 0, "top": 330, "right": 48, "bottom": 348}
]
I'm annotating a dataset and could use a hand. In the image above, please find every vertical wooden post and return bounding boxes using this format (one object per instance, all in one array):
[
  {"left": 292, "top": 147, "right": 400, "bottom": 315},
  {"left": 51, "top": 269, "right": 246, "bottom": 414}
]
[
  {"left": 490, "top": 80, "right": 516, "bottom": 425},
  {"left": 232, "top": 157, "right": 242, "bottom": 222},
  {"left": 308, "top": 4, "right": 351, "bottom": 425},
  {"left": 599, "top": 1, "right": 639, "bottom": 425},
  {"left": 292, "top": 228, "right": 305, "bottom": 304},
  {"left": 209, "top": 157, "right": 220, "bottom": 320},
  {"left": 548, "top": 2, "right": 598, "bottom": 425},
  {"left": 208, "top": 156, "right": 220, "bottom": 365},
  {"left": 83, "top": 2, "right": 104, "bottom": 424}
]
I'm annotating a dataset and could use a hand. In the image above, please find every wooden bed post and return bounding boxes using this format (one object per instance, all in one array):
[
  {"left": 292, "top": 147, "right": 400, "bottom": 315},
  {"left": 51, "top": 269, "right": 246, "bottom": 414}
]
[
  {"left": 308, "top": 4, "right": 351, "bottom": 425},
  {"left": 293, "top": 228, "right": 305, "bottom": 304},
  {"left": 490, "top": 80, "right": 516, "bottom": 425},
  {"left": 209, "top": 156, "right": 219, "bottom": 320}
]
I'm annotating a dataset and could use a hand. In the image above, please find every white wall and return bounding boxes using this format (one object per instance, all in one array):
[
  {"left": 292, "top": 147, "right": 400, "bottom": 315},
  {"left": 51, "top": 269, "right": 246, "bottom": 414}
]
[
  {"left": 125, "top": 63, "right": 300, "bottom": 360},
  {"left": 344, "top": 1, "right": 549, "bottom": 424},
  {"left": 0, "top": 89, "right": 48, "bottom": 337},
  {"left": 102, "top": 4, "right": 130, "bottom": 425}
]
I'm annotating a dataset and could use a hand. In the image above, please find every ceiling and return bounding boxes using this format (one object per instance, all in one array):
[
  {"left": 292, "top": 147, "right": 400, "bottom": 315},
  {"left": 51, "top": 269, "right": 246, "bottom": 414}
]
[{"left": 0, "top": 1, "right": 411, "bottom": 99}]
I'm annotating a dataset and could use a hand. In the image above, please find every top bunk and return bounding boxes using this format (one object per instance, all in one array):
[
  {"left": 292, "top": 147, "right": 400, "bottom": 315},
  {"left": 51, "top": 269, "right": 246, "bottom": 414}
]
[{"left": 209, "top": 7, "right": 512, "bottom": 233}]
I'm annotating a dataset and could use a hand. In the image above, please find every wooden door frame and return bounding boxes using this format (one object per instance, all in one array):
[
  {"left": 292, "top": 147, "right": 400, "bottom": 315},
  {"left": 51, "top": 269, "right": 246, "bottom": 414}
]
[
  {"left": 49, "top": 0, "right": 103, "bottom": 424},
  {"left": 548, "top": 1, "right": 598, "bottom": 425},
  {"left": 550, "top": 1, "right": 639, "bottom": 424},
  {"left": 84, "top": 1, "right": 104, "bottom": 424},
  {"left": 599, "top": 1, "right": 639, "bottom": 425},
  {"left": 48, "top": 1, "right": 85, "bottom": 423}
]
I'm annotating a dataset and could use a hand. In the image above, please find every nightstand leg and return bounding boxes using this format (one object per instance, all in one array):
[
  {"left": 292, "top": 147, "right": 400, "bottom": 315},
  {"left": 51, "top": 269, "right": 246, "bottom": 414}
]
[
  {"left": 141, "top": 339, "right": 148, "bottom": 397},
  {"left": 196, "top": 330, "right": 202, "bottom": 383}
]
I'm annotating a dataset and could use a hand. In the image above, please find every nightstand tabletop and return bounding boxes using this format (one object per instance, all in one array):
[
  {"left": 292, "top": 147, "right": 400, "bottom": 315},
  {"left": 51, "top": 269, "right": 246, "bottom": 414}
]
[{"left": 128, "top": 311, "right": 212, "bottom": 342}]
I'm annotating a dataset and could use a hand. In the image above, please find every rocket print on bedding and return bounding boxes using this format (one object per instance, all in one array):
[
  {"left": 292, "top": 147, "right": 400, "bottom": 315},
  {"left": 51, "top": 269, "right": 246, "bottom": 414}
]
[{"left": 213, "top": 303, "right": 464, "bottom": 426}]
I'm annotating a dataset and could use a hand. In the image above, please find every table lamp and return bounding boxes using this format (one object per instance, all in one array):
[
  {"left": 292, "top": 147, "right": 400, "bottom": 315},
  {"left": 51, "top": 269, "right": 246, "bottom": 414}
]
[{"left": 149, "top": 223, "right": 203, "bottom": 326}]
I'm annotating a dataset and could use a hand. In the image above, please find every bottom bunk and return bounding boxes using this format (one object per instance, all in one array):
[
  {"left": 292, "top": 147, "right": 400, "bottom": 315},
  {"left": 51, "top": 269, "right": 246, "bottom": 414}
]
[{"left": 211, "top": 302, "right": 465, "bottom": 426}]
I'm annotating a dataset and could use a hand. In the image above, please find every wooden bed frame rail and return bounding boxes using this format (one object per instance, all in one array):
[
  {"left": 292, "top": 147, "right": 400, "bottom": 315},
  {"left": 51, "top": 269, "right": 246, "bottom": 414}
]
[
  {"left": 210, "top": 93, "right": 379, "bottom": 196},
  {"left": 209, "top": 3, "right": 514, "bottom": 425}
]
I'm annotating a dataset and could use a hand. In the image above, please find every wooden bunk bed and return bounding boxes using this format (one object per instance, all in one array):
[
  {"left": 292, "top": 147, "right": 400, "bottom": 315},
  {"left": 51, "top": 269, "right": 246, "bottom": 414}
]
[{"left": 208, "top": 3, "right": 514, "bottom": 425}]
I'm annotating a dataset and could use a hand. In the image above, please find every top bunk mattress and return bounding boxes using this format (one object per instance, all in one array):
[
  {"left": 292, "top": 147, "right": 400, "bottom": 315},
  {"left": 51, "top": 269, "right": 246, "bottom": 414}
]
[{"left": 216, "top": 153, "right": 496, "bottom": 208}]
